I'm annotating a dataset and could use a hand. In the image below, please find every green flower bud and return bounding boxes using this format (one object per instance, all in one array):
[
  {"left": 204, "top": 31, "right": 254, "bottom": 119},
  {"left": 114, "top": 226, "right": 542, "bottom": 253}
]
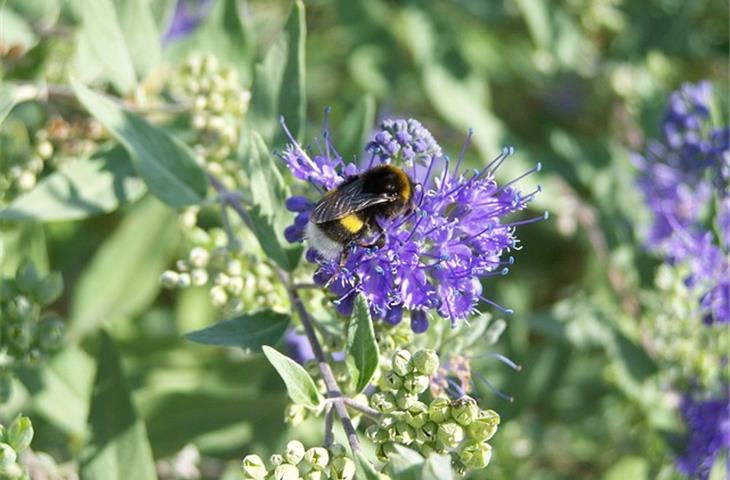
[
  {"left": 241, "top": 454, "right": 267, "bottom": 479},
  {"left": 189, "top": 247, "right": 210, "bottom": 267},
  {"left": 378, "top": 415, "right": 396, "bottom": 430},
  {"left": 6, "top": 416, "right": 33, "bottom": 452},
  {"left": 270, "top": 454, "right": 284, "bottom": 466},
  {"left": 412, "top": 349, "right": 439, "bottom": 376},
  {"left": 452, "top": 459, "right": 467, "bottom": 476},
  {"left": 190, "top": 269, "right": 209, "bottom": 287},
  {"left": 38, "top": 315, "right": 64, "bottom": 351},
  {"left": 15, "top": 260, "right": 39, "bottom": 293},
  {"left": 0, "top": 443, "right": 16, "bottom": 470},
  {"left": 285, "top": 440, "right": 305, "bottom": 465},
  {"left": 391, "top": 349, "right": 413, "bottom": 377},
  {"left": 428, "top": 397, "right": 452, "bottom": 423},
  {"left": 417, "top": 422, "right": 439, "bottom": 443},
  {"left": 365, "top": 425, "right": 389, "bottom": 443},
  {"left": 273, "top": 464, "right": 299, "bottom": 480},
  {"left": 160, "top": 271, "right": 179, "bottom": 288},
  {"left": 375, "top": 442, "right": 397, "bottom": 462},
  {"left": 379, "top": 371, "right": 403, "bottom": 391},
  {"left": 451, "top": 396, "right": 480, "bottom": 426},
  {"left": 395, "top": 390, "right": 417, "bottom": 410},
  {"left": 403, "top": 402, "right": 428, "bottom": 429},
  {"left": 459, "top": 441, "right": 492, "bottom": 469},
  {"left": 392, "top": 421, "right": 416, "bottom": 445},
  {"left": 437, "top": 422, "right": 464, "bottom": 448},
  {"left": 304, "top": 447, "right": 329, "bottom": 471},
  {"left": 284, "top": 403, "right": 308, "bottom": 426},
  {"left": 328, "top": 443, "right": 347, "bottom": 458},
  {"left": 370, "top": 392, "right": 397, "bottom": 413},
  {"left": 402, "top": 373, "right": 429, "bottom": 394},
  {"left": 467, "top": 409, "right": 500, "bottom": 442},
  {"left": 330, "top": 456, "right": 356, "bottom": 480},
  {"left": 34, "top": 272, "right": 63, "bottom": 306},
  {"left": 303, "top": 471, "right": 324, "bottom": 480},
  {"left": 209, "top": 285, "right": 228, "bottom": 307},
  {"left": 177, "top": 272, "right": 192, "bottom": 288}
]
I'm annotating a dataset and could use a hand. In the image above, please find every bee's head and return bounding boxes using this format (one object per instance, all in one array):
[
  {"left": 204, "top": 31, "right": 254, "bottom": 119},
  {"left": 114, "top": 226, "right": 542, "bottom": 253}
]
[{"left": 364, "top": 165, "right": 415, "bottom": 218}]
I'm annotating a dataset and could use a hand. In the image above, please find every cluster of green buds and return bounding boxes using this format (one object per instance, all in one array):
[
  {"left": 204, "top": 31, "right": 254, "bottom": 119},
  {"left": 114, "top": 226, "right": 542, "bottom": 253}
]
[
  {"left": 160, "top": 208, "right": 287, "bottom": 313},
  {"left": 0, "top": 260, "right": 65, "bottom": 402},
  {"left": 0, "top": 416, "right": 34, "bottom": 479},
  {"left": 646, "top": 264, "right": 730, "bottom": 394},
  {"left": 0, "top": 114, "right": 103, "bottom": 206},
  {"left": 242, "top": 441, "right": 359, "bottom": 480},
  {"left": 366, "top": 349, "right": 500, "bottom": 474},
  {"left": 172, "top": 54, "right": 251, "bottom": 188}
]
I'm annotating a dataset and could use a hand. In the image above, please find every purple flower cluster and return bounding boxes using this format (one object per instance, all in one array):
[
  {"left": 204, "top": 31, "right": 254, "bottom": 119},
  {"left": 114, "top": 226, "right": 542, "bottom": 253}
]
[
  {"left": 634, "top": 81, "right": 730, "bottom": 324},
  {"left": 280, "top": 114, "right": 543, "bottom": 332},
  {"left": 164, "top": 0, "right": 211, "bottom": 42},
  {"left": 677, "top": 393, "right": 730, "bottom": 480}
]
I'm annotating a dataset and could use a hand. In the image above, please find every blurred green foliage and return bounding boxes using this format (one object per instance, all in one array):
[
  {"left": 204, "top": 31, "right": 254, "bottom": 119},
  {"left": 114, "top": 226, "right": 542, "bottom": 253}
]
[{"left": 0, "top": 0, "right": 727, "bottom": 479}]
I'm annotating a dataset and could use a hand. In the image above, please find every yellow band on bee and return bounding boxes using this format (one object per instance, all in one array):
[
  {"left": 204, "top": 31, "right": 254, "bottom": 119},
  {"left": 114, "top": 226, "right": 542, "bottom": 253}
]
[{"left": 340, "top": 213, "right": 365, "bottom": 233}]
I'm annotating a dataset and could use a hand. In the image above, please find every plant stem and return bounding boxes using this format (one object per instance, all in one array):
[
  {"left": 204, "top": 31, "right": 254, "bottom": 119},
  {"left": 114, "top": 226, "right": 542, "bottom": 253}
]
[
  {"left": 208, "top": 174, "right": 363, "bottom": 453},
  {"left": 323, "top": 404, "right": 335, "bottom": 447}
]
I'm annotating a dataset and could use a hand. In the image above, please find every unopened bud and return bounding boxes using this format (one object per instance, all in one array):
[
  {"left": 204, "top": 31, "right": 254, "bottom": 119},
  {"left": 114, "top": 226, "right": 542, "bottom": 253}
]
[
  {"left": 370, "top": 392, "right": 396, "bottom": 413},
  {"left": 437, "top": 422, "right": 464, "bottom": 448},
  {"left": 379, "top": 371, "right": 402, "bottom": 391},
  {"left": 330, "top": 456, "right": 356, "bottom": 480},
  {"left": 35, "top": 272, "right": 63, "bottom": 306},
  {"left": 392, "top": 421, "right": 416, "bottom": 445},
  {"left": 189, "top": 247, "right": 210, "bottom": 268},
  {"left": 402, "top": 373, "right": 429, "bottom": 394},
  {"left": 328, "top": 443, "right": 347, "bottom": 458},
  {"left": 177, "top": 273, "right": 192, "bottom": 288},
  {"left": 15, "top": 260, "right": 39, "bottom": 293},
  {"left": 273, "top": 464, "right": 298, "bottom": 480},
  {"left": 467, "top": 409, "right": 500, "bottom": 442},
  {"left": 391, "top": 349, "right": 412, "bottom": 377},
  {"left": 269, "top": 453, "right": 284, "bottom": 466},
  {"left": 395, "top": 390, "right": 418, "bottom": 410},
  {"left": 160, "top": 271, "right": 179, "bottom": 288},
  {"left": 0, "top": 443, "right": 17, "bottom": 471},
  {"left": 417, "top": 422, "right": 438, "bottom": 443},
  {"left": 365, "top": 425, "right": 390, "bottom": 444},
  {"left": 6, "top": 416, "right": 32, "bottom": 452},
  {"left": 191, "top": 269, "right": 209, "bottom": 286},
  {"left": 284, "top": 403, "right": 308, "bottom": 426},
  {"left": 428, "top": 397, "right": 451, "bottom": 423},
  {"left": 304, "top": 447, "right": 329, "bottom": 471},
  {"left": 459, "top": 441, "right": 492, "bottom": 469},
  {"left": 38, "top": 315, "right": 65, "bottom": 350},
  {"left": 412, "top": 349, "right": 439, "bottom": 376},
  {"left": 242, "top": 454, "right": 267, "bottom": 479},
  {"left": 451, "top": 396, "right": 480, "bottom": 426},
  {"left": 210, "top": 285, "right": 228, "bottom": 307},
  {"left": 285, "top": 440, "right": 305, "bottom": 465}
]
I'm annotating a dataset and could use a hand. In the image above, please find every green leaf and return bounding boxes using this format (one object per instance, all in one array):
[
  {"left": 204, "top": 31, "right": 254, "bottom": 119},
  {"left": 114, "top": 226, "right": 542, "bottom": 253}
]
[
  {"left": 16, "top": 346, "right": 94, "bottom": 436},
  {"left": 261, "top": 346, "right": 322, "bottom": 409},
  {"left": 244, "top": 131, "right": 302, "bottom": 271},
  {"left": 611, "top": 330, "right": 658, "bottom": 383},
  {"left": 384, "top": 445, "right": 423, "bottom": 480},
  {"left": 354, "top": 451, "right": 382, "bottom": 480},
  {"left": 116, "top": 0, "right": 161, "bottom": 79},
  {"left": 338, "top": 94, "right": 376, "bottom": 159},
  {"left": 345, "top": 295, "right": 379, "bottom": 393},
  {"left": 421, "top": 454, "right": 454, "bottom": 480},
  {"left": 185, "top": 310, "right": 290, "bottom": 352},
  {"left": 248, "top": 0, "right": 306, "bottom": 145},
  {"left": 80, "top": 331, "right": 157, "bottom": 480},
  {"left": 71, "top": 79, "right": 208, "bottom": 207},
  {"left": 69, "top": 197, "right": 178, "bottom": 339},
  {"left": 0, "top": 146, "right": 146, "bottom": 222},
  {"left": 603, "top": 456, "right": 648, "bottom": 480},
  {"left": 0, "top": 84, "right": 37, "bottom": 126},
  {"left": 275, "top": 0, "right": 306, "bottom": 146},
  {"left": 164, "top": 0, "right": 253, "bottom": 83},
  {"left": 0, "top": 222, "right": 48, "bottom": 275},
  {"left": 78, "top": 0, "right": 137, "bottom": 94},
  {"left": 0, "top": 7, "right": 39, "bottom": 51}
]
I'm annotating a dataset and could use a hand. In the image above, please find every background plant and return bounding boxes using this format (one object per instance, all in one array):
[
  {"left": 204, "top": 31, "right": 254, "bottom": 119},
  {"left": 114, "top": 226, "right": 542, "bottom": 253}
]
[{"left": 0, "top": 0, "right": 727, "bottom": 479}]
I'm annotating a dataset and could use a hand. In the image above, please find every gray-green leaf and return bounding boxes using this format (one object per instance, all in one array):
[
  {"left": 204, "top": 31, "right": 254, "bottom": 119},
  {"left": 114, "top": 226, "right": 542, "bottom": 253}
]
[
  {"left": 262, "top": 346, "right": 322, "bottom": 409},
  {"left": 71, "top": 79, "right": 208, "bottom": 207},
  {"left": 354, "top": 451, "right": 382, "bottom": 480},
  {"left": 243, "top": 131, "right": 302, "bottom": 271},
  {"left": 0, "top": 146, "right": 146, "bottom": 222},
  {"left": 185, "top": 310, "right": 290, "bottom": 352},
  {"left": 345, "top": 295, "right": 379, "bottom": 393},
  {"left": 79, "top": 331, "right": 157, "bottom": 480}
]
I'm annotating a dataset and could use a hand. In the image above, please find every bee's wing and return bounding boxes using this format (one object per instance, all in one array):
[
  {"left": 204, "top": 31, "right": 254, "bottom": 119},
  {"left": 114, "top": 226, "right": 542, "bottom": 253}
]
[{"left": 311, "top": 177, "right": 391, "bottom": 223}]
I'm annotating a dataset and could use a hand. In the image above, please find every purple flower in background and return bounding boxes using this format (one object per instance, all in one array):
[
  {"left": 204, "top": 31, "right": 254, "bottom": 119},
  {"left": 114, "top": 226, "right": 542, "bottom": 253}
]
[
  {"left": 164, "top": 0, "right": 211, "bottom": 42},
  {"left": 677, "top": 393, "right": 730, "bottom": 480},
  {"left": 634, "top": 81, "right": 730, "bottom": 324},
  {"left": 279, "top": 113, "right": 544, "bottom": 332},
  {"left": 284, "top": 329, "right": 314, "bottom": 365}
]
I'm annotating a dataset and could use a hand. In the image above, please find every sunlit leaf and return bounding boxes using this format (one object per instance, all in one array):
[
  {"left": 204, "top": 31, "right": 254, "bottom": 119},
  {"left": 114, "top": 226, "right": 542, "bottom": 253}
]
[
  {"left": 345, "top": 295, "right": 379, "bottom": 393},
  {"left": 262, "top": 346, "right": 322, "bottom": 408},
  {"left": 185, "top": 310, "right": 290, "bottom": 352}
]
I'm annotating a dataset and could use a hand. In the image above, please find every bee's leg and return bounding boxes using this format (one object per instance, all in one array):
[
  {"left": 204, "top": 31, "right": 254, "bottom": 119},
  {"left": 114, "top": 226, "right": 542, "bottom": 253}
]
[
  {"left": 323, "top": 245, "right": 354, "bottom": 289},
  {"left": 357, "top": 224, "right": 386, "bottom": 251}
]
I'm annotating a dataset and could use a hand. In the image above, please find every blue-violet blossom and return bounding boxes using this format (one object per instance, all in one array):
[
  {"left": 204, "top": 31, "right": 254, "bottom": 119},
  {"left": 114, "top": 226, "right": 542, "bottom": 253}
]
[
  {"left": 677, "top": 393, "right": 730, "bottom": 480},
  {"left": 634, "top": 81, "right": 730, "bottom": 324},
  {"left": 280, "top": 114, "right": 544, "bottom": 332}
]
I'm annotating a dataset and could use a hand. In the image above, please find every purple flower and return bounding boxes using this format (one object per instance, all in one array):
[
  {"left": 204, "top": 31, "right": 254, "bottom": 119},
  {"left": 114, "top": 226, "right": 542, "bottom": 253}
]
[
  {"left": 677, "top": 393, "right": 730, "bottom": 480},
  {"left": 635, "top": 81, "right": 730, "bottom": 324},
  {"left": 279, "top": 114, "right": 544, "bottom": 332},
  {"left": 164, "top": 0, "right": 211, "bottom": 42},
  {"left": 284, "top": 329, "right": 314, "bottom": 365}
]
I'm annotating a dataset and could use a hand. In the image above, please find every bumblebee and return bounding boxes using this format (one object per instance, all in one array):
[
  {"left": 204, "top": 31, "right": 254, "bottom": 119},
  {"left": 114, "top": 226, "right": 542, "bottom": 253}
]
[{"left": 306, "top": 164, "right": 415, "bottom": 262}]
